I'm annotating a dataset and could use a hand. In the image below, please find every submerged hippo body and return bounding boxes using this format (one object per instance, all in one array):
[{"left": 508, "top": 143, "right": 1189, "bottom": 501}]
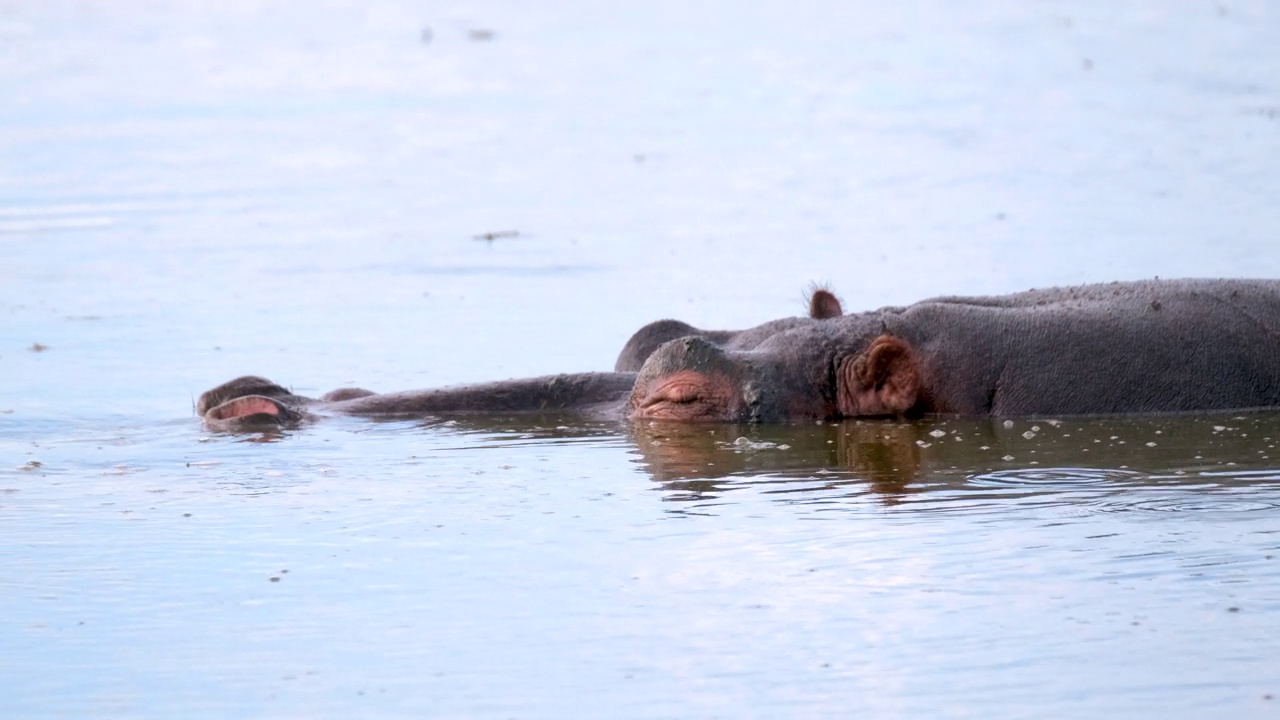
[{"left": 198, "top": 279, "right": 1280, "bottom": 429}]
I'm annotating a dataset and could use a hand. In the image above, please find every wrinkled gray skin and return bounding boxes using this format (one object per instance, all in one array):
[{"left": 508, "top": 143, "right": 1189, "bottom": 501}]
[
  {"left": 197, "top": 372, "right": 639, "bottom": 428},
  {"left": 198, "top": 278, "right": 1280, "bottom": 430}
]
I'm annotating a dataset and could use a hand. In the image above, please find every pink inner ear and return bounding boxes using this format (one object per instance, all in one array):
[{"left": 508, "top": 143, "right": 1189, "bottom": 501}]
[{"left": 207, "top": 396, "right": 281, "bottom": 420}]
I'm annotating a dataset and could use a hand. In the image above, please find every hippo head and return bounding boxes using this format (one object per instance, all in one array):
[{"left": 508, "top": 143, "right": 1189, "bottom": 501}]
[
  {"left": 197, "top": 375, "right": 311, "bottom": 429},
  {"left": 627, "top": 321, "right": 923, "bottom": 423}
]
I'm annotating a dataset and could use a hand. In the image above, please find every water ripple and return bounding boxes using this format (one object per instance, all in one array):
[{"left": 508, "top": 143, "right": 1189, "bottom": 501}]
[
  {"left": 1092, "top": 492, "right": 1280, "bottom": 515},
  {"left": 967, "top": 467, "right": 1148, "bottom": 490}
]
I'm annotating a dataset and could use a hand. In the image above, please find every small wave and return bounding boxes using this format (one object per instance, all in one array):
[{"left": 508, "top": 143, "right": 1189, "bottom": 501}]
[
  {"left": 1092, "top": 493, "right": 1280, "bottom": 514},
  {"left": 968, "top": 467, "right": 1147, "bottom": 489}
]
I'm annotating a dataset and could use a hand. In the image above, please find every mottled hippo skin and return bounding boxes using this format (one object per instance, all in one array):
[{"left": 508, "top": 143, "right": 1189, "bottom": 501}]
[{"left": 198, "top": 279, "right": 1280, "bottom": 429}]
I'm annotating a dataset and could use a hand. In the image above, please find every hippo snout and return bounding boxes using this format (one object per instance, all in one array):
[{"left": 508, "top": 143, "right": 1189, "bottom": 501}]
[
  {"left": 628, "top": 336, "right": 751, "bottom": 422},
  {"left": 203, "top": 394, "right": 301, "bottom": 427},
  {"left": 197, "top": 375, "right": 308, "bottom": 429}
]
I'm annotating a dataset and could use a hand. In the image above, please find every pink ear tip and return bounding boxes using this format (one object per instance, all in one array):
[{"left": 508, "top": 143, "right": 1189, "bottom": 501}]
[{"left": 809, "top": 289, "right": 844, "bottom": 319}]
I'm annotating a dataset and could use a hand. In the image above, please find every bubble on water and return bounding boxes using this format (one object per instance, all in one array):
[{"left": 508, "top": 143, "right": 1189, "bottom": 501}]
[
  {"left": 1213, "top": 425, "right": 1227, "bottom": 432},
  {"left": 1146, "top": 441, "right": 1157, "bottom": 447},
  {"left": 728, "top": 437, "right": 784, "bottom": 451},
  {"left": 1003, "top": 420, "right": 1014, "bottom": 429},
  {"left": 1022, "top": 431, "right": 1037, "bottom": 439},
  {"left": 979, "top": 445, "right": 990, "bottom": 450},
  {"left": 916, "top": 440, "right": 932, "bottom": 448},
  {"left": 1002, "top": 455, "right": 1015, "bottom": 461},
  {"left": 929, "top": 429, "right": 946, "bottom": 438},
  {"left": 1031, "top": 425, "right": 1041, "bottom": 432}
]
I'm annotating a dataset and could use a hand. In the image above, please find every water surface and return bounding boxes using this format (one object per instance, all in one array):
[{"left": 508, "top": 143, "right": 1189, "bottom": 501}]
[{"left": 3, "top": 1, "right": 1280, "bottom": 717}]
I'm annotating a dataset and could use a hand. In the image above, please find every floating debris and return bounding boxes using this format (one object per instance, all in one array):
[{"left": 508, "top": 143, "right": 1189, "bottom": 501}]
[
  {"left": 473, "top": 230, "right": 519, "bottom": 241},
  {"left": 727, "top": 437, "right": 789, "bottom": 451}
]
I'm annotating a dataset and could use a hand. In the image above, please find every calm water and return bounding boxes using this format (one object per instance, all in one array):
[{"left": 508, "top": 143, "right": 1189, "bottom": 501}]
[{"left": 3, "top": 1, "right": 1280, "bottom": 718}]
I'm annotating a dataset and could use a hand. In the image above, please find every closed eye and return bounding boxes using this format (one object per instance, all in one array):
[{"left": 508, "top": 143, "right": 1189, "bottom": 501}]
[
  {"left": 630, "top": 370, "right": 739, "bottom": 421},
  {"left": 658, "top": 385, "right": 702, "bottom": 404}
]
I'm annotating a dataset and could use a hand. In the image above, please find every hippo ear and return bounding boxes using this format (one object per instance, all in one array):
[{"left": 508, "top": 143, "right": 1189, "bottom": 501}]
[
  {"left": 809, "top": 289, "right": 844, "bottom": 319},
  {"left": 837, "top": 336, "right": 920, "bottom": 416}
]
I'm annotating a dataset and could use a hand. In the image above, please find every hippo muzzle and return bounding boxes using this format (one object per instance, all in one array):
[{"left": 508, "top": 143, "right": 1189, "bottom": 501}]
[{"left": 628, "top": 336, "right": 836, "bottom": 422}]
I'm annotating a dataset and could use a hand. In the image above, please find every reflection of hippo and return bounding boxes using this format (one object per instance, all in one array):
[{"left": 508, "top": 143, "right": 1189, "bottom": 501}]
[
  {"left": 199, "top": 279, "right": 1280, "bottom": 429},
  {"left": 631, "top": 412, "right": 1280, "bottom": 504}
]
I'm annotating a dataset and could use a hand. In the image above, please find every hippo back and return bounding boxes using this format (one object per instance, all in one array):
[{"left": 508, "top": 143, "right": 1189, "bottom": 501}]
[{"left": 882, "top": 279, "right": 1280, "bottom": 415}]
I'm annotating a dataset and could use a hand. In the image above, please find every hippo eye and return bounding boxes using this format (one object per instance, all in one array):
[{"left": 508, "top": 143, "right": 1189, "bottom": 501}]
[
  {"left": 630, "top": 370, "right": 738, "bottom": 421},
  {"left": 662, "top": 385, "right": 702, "bottom": 404}
]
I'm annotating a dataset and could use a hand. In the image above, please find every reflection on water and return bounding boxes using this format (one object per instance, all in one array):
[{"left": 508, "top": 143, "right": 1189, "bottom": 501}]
[
  {"left": 626, "top": 412, "right": 1280, "bottom": 510},
  {"left": 6, "top": 406, "right": 1280, "bottom": 718},
  {"left": 341, "top": 409, "right": 1280, "bottom": 515}
]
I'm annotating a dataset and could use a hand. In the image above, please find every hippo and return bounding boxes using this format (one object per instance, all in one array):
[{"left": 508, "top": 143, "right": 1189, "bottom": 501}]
[{"left": 198, "top": 278, "right": 1280, "bottom": 430}]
